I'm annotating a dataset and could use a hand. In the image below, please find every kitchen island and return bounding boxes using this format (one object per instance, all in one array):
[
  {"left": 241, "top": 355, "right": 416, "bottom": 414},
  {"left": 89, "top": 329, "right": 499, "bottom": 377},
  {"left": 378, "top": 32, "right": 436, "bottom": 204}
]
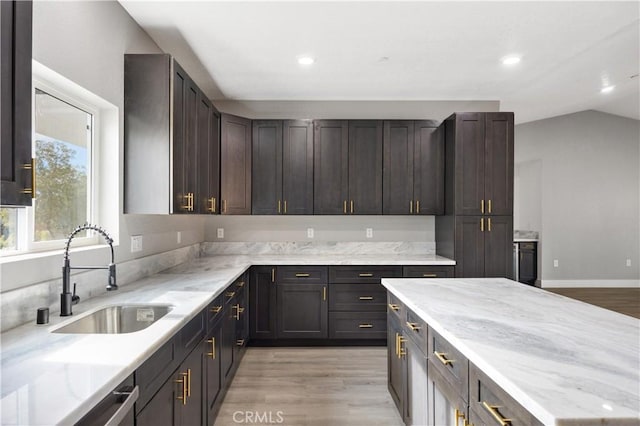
[{"left": 381, "top": 277, "right": 640, "bottom": 425}]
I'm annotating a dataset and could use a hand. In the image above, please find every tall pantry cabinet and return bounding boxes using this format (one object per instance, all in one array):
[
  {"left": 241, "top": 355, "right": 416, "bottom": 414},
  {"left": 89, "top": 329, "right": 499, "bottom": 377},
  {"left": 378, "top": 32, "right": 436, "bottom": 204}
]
[{"left": 436, "top": 112, "right": 514, "bottom": 278}]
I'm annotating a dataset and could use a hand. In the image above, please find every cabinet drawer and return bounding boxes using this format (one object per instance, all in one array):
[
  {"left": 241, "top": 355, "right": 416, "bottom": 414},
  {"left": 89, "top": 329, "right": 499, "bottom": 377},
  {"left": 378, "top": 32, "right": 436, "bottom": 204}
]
[
  {"left": 178, "top": 310, "right": 206, "bottom": 359},
  {"left": 387, "top": 292, "right": 404, "bottom": 319},
  {"left": 277, "top": 266, "right": 328, "bottom": 284},
  {"left": 404, "top": 308, "right": 428, "bottom": 354},
  {"left": 207, "top": 294, "right": 223, "bottom": 330},
  {"left": 428, "top": 327, "right": 469, "bottom": 402},
  {"left": 329, "top": 265, "right": 402, "bottom": 283},
  {"left": 468, "top": 363, "right": 544, "bottom": 426},
  {"left": 402, "top": 265, "right": 454, "bottom": 278},
  {"left": 329, "top": 312, "right": 386, "bottom": 339},
  {"left": 329, "top": 283, "right": 387, "bottom": 312},
  {"left": 135, "top": 336, "right": 177, "bottom": 414}
]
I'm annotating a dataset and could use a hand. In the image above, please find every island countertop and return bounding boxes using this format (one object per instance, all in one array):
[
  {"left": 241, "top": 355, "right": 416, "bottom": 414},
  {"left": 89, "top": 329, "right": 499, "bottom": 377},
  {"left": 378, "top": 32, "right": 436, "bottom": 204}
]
[{"left": 380, "top": 277, "right": 640, "bottom": 425}]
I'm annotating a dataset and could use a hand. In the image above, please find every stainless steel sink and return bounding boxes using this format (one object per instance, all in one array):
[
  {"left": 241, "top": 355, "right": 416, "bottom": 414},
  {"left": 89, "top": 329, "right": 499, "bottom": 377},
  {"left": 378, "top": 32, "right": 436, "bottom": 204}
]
[{"left": 51, "top": 304, "right": 173, "bottom": 334}]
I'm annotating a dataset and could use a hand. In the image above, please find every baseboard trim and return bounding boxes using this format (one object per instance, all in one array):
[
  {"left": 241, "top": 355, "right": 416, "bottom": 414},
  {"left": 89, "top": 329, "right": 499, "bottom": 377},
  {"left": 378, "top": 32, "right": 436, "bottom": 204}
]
[{"left": 541, "top": 279, "right": 640, "bottom": 288}]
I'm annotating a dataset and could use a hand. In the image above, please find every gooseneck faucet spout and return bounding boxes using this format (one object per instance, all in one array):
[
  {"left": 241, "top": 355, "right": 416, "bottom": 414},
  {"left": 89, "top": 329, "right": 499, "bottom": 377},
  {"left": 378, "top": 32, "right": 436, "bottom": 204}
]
[{"left": 61, "top": 223, "right": 117, "bottom": 316}]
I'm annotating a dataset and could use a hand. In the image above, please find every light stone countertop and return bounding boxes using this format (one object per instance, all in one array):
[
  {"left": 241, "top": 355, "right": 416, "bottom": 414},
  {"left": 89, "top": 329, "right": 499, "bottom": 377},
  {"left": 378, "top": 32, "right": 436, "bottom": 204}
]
[
  {"left": 0, "top": 253, "right": 453, "bottom": 425},
  {"left": 381, "top": 277, "right": 640, "bottom": 425}
]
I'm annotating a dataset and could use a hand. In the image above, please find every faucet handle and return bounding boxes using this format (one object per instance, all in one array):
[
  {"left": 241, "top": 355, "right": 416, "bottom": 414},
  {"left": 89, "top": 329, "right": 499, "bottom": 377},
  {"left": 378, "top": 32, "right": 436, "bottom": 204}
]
[{"left": 71, "top": 283, "right": 80, "bottom": 305}]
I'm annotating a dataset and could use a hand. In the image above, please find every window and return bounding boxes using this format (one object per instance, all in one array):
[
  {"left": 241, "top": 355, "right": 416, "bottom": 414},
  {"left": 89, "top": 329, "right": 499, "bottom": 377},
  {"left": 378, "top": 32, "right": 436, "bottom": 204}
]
[{"left": 0, "top": 73, "right": 100, "bottom": 254}]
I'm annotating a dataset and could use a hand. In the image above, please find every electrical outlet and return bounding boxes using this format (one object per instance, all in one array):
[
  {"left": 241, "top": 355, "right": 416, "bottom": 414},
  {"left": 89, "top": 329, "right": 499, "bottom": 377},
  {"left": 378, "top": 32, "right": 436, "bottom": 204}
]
[
  {"left": 553, "top": 259, "right": 559, "bottom": 268},
  {"left": 177, "top": 231, "right": 182, "bottom": 244},
  {"left": 307, "top": 228, "right": 314, "bottom": 239},
  {"left": 626, "top": 259, "right": 632, "bottom": 267},
  {"left": 131, "top": 235, "right": 143, "bottom": 253},
  {"left": 217, "top": 228, "right": 224, "bottom": 239},
  {"left": 366, "top": 228, "right": 373, "bottom": 238}
]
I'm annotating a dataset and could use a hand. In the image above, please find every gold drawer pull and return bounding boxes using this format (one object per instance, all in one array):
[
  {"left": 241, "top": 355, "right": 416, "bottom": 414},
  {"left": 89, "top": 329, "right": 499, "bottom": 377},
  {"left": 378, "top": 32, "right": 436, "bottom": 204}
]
[
  {"left": 210, "top": 306, "right": 222, "bottom": 314},
  {"left": 295, "top": 273, "right": 310, "bottom": 277},
  {"left": 207, "top": 338, "right": 216, "bottom": 359},
  {"left": 434, "top": 351, "right": 454, "bottom": 365},
  {"left": 175, "top": 376, "right": 187, "bottom": 405},
  {"left": 423, "top": 273, "right": 437, "bottom": 278},
  {"left": 488, "top": 199, "right": 492, "bottom": 214},
  {"left": 236, "top": 281, "right": 245, "bottom": 288},
  {"left": 482, "top": 401, "right": 512, "bottom": 426},
  {"left": 388, "top": 303, "right": 400, "bottom": 311},
  {"left": 359, "top": 324, "right": 373, "bottom": 328},
  {"left": 455, "top": 408, "right": 466, "bottom": 425},
  {"left": 406, "top": 321, "right": 422, "bottom": 331},
  {"left": 359, "top": 296, "right": 374, "bottom": 300},
  {"left": 236, "top": 339, "right": 245, "bottom": 346},
  {"left": 271, "top": 268, "right": 276, "bottom": 282},
  {"left": 225, "top": 291, "right": 236, "bottom": 298},
  {"left": 398, "top": 336, "right": 407, "bottom": 358},
  {"left": 185, "top": 369, "right": 191, "bottom": 397},
  {"left": 359, "top": 273, "right": 374, "bottom": 277}
]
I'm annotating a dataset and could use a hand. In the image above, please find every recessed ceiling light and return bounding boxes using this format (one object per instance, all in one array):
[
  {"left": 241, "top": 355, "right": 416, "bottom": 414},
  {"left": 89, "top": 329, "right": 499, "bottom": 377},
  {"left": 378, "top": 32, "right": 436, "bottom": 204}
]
[
  {"left": 502, "top": 55, "right": 521, "bottom": 66},
  {"left": 298, "top": 56, "right": 315, "bottom": 66},
  {"left": 600, "top": 85, "right": 615, "bottom": 94}
]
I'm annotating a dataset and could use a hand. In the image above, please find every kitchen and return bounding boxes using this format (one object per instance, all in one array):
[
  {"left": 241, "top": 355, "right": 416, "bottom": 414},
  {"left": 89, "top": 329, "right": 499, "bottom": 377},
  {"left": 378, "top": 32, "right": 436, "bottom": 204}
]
[{"left": 1, "top": 1, "right": 638, "bottom": 425}]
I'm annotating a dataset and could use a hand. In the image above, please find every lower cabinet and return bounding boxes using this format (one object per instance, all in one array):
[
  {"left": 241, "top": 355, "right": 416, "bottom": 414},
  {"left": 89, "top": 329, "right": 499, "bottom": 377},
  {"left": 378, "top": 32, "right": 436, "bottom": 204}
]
[
  {"left": 277, "top": 282, "right": 328, "bottom": 338},
  {"left": 249, "top": 266, "right": 277, "bottom": 339},
  {"left": 387, "top": 313, "right": 406, "bottom": 421},
  {"left": 205, "top": 318, "right": 222, "bottom": 423}
]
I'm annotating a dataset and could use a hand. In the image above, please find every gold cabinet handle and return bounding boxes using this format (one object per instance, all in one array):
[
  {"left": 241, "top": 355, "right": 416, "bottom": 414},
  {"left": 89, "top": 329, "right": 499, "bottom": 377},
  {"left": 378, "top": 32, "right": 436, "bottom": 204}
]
[
  {"left": 208, "top": 197, "right": 216, "bottom": 213},
  {"left": 416, "top": 200, "right": 420, "bottom": 214},
  {"left": 295, "top": 273, "right": 310, "bottom": 277},
  {"left": 481, "top": 199, "right": 485, "bottom": 214},
  {"left": 395, "top": 333, "right": 399, "bottom": 357},
  {"left": 185, "top": 369, "right": 191, "bottom": 397},
  {"left": 359, "top": 296, "right": 374, "bottom": 300},
  {"left": 406, "top": 321, "right": 421, "bottom": 331},
  {"left": 234, "top": 303, "right": 244, "bottom": 320},
  {"left": 410, "top": 200, "right": 413, "bottom": 214},
  {"left": 423, "top": 273, "right": 437, "bottom": 278},
  {"left": 482, "top": 401, "right": 512, "bottom": 426},
  {"left": 343, "top": 200, "right": 347, "bottom": 214},
  {"left": 488, "top": 199, "right": 492, "bottom": 214},
  {"left": 226, "top": 291, "right": 236, "bottom": 298},
  {"left": 236, "top": 281, "right": 245, "bottom": 288},
  {"left": 480, "top": 217, "right": 484, "bottom": 232},
  {"left": 182, "top": 193, "right": 194, "bottom": 211},
  {"left": 488, "top": 217, "right": 492, "bottom": 232},
  {"left": 236, "top": 339, "right": 245, "bottom": 346},
  {"left": 388, "top": 303, "right": 400, "bottom": 312},
  {"left": 20, "top": 158, "right": 36, "bottom": 198},
  {"left": 223, "top": 199, "right": 227, "bottom": 213},
  {"left": 323, "top": 286, "right": 327, "bottom": 301},
  {"left": 284, "top": 200, "right": 287, "bottom": 214},
  {"left": 350, "top": 200, "right": 354, "bottom": 214},
  {"left": 359, "top": 324, "right": 373, "bottom": 328},
  {"left": 207, "top": 338, "right": 216, "bottom": 359},
  {"left": 175, "top": 376, "right": 187, "bottom": 405},
  {"left": 359, "top": 273, "right": 374, "bottom": 277},
  {"left": 278, "top": 199, "right": 281, "bottom": 214},
  {"left": 434, "top": 351, "right": 454, "bottom": 365},
  {"left": 398, "top": 336, "right": 407, "bottom": 358},
  {"left": 211, "top": 305, "right": 222, "bottom": 314},
  {"left": 271, "top": 268, "right": 275, "bottom": 283},
  {"left": 455, "top": 408, "right": 466, "bottom": 426}
]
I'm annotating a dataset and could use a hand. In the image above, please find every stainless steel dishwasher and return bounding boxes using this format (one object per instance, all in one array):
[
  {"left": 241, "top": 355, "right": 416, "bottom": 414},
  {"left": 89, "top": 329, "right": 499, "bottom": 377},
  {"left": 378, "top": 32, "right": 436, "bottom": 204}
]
[{"left": 75, "top": 375, "right": 138, "bottom": 426}]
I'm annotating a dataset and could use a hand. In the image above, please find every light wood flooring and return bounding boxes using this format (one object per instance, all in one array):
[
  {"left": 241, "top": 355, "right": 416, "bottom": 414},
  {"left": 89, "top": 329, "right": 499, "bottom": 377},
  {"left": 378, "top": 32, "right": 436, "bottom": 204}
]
[{"left": 214, "top": 347, "right": 404, "bottom": 426}]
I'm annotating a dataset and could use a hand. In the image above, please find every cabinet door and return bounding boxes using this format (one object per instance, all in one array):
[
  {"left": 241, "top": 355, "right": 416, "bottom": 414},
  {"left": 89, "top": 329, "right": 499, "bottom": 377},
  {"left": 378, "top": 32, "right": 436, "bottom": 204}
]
[
  {"left": 406, "top": 337, "right": 428, "bottom": 426},
  {"left": 313, "top": 120, "right": 348, "bottom": 214},
  {"left": 172, "top": 62, "right": 189, "bottom": 213},
  {"left": 455, "top": 216, "right": 485, "bottom": 278},
  {"left": 0, "top": 0, "right": 32, "bottom": 206},
  {"left": 427, "top": 364, "right": 467, "bottom": 426},
  {"left": 383, "top": 121, "right": 414, "bottom": 215},
  {"left": 205, "top": 324, "right": 222, "bottom": 424},
  {"left": 176, "top": 345, "right": 204, "bottom": 426},
  {"left": 250, "top": 266, "right": 277, "bottom": 339},
  {"left": 136, "top": 371, "right": 177, "bottom": 426},
  {"left": 387, "top": 315, "right": 404, "bottom": 415},
  {"left": 220, "top": 302, "right": 236, "bottom": 383},
  {"left": 484, "top": 216, "right": 513, "bottom": 278},
  {"left": 196, "top": 97, "right": 220, "bottom": 214},
  {"left": 221, "top": 113, "right": 252, "bottom": 214},
  {"left": 348, "top": 120, "right": 383, "bottom": 214},
  {"left": 252, "top": 120, "right": 282, "bottom": 215},
  {"left": 484, "top": 112, "right": 514, "bottom": 216},
  {"left": 277, "top": 283, "right": 328, "bottom": 338},
  {"left": 455, "top": 113, "right": 485, "bottom": 216},
  {"left": 282, "top": 120, "right": 314, "bottom": 214},
  {"left": 414, "top": 121, "right": 444, "bottom": 215}
]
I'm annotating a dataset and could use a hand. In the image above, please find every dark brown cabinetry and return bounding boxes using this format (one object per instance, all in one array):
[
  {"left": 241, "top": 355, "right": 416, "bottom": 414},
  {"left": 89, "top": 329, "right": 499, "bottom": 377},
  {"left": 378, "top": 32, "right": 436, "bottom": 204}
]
[
  {"left": 124, "top": 54, "right": 220, "bottom": 214},
  {"left": 221, "top": 114, "right": 252, "bottom": 215},
  {"left": 402, "top": 265, "right": 455, "bottom": 278},
  {"left": 383, "top": 120, "right": 444, "bottom": 215},
  {"left": 252, "top": 120, "right": 313, "bottom": 215},
  {"left": 313, "top": 120, "right": 382, "bottom": 214},
  {"left": 436, "top": 112, "right": 514, "bottom": 278},
  {"left": 249, "top": 266, "right": 277, "bottom": 339},
  {"left": 1, "top": 0, "right": 33, "bottom": 206}
]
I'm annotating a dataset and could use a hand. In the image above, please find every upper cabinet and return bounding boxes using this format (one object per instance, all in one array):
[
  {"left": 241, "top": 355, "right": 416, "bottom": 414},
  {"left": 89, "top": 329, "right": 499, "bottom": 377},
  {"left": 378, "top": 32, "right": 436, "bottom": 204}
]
[
  {"left": 453, "top": 112, "right": 513, "bottom": 216},
  {"left": 1, "top": 0, "right": 33, "bottom": 206},
  {"left": 313, "top": 120, "right": 382, "bottom": 215},
  {"left": 252, "top": 120, "right": 313, "bottom": 215},
  {"left": 124, "top": 54, "right": 220, "bottom": 214},
  {"left": 382, "top": 120, "right": 444, "bottom": 215},
  {"left": 220, "top": 114, "right": 251, "bottom": 215}
]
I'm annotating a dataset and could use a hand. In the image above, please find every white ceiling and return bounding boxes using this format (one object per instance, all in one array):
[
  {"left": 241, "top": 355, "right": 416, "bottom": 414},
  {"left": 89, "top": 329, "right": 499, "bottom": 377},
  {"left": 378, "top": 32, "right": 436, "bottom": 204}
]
[{"left": 119, "top": 1, "right": 640, "bottom": 124}]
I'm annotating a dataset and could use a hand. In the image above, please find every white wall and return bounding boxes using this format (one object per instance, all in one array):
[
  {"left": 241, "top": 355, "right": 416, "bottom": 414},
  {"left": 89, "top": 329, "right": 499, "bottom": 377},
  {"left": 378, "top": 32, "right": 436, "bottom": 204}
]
[
  {"left": 514, "top": 110, "right": 640, "bottom": 284},
  {"left": 0, "top": 1, "right": 206, "bottom": 292}
]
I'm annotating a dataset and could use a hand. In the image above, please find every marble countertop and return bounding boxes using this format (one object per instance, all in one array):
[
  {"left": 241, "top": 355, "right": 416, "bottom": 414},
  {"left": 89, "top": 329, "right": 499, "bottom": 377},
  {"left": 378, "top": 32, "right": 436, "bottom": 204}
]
[
  {"left": 0, "top": 253, "right": 454, "bottom": 425},
  {"left": 381, "top": 278, "right": 640, "bottom": 425},
  {"left": 514, "top": 238, "right": 539, "bottom": 242}
]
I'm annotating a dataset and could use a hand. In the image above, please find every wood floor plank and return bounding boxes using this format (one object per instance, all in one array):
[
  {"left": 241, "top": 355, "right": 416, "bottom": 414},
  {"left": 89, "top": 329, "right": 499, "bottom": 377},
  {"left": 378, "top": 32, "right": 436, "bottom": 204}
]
[{"left": 214, "top": 347, "right": 404, "bottom": 426}]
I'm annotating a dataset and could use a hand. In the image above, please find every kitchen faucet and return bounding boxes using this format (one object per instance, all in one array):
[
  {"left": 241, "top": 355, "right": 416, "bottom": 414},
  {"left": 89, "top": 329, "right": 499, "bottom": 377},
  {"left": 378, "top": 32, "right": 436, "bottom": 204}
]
[{"left": 61, "top": 223, "right": 117, "bottom": 316}]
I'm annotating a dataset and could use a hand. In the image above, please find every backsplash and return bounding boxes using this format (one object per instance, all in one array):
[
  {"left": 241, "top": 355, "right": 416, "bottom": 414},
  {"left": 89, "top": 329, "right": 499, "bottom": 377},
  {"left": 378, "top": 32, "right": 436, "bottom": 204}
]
[
  {"left": 201, "top": 241, "right": 435, "bottom": 256},
  {"left": 0, "top": 244, "right": 200, "bottom": 332}
]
